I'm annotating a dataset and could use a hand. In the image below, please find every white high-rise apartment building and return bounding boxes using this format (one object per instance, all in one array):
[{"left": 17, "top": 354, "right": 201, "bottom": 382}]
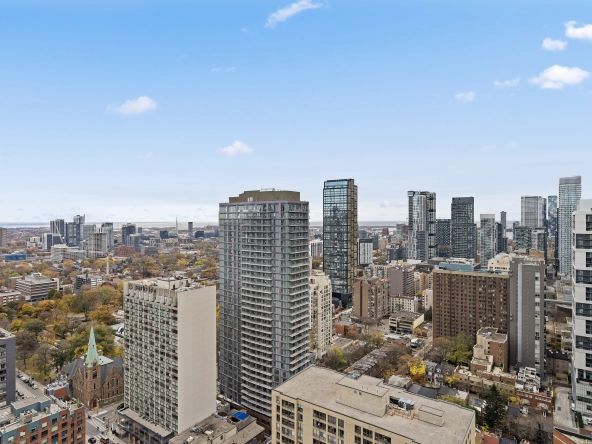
[
  {"left": 219, "top": 190, "right": 312, "bottom": 418},
  {"left": 123, "top": 277, "right": 216, "bottom": 434},
  {"left": 559, "top": 176, "right": 582, "bottom": 276},
  {"left": 309, "top": 239, "right": 323, "bottom": 257},
  {"left": 357, "top": 238, "right": 374, "bottom": 266},
  {"left": 572, "top": 200, "right": 592, "bottom": 414},
  {"left": 309, "top": 270, "right": 332, "bottom": 359},
  {"left": 87, "top": 232, "right": 108, "bottom": 257},
  {"left": 101, "top": 222, "right": 114, "bottom": 250},
  {"left": 521, "top": 196, "right": 547, "bottom": 228},
  {"left": 479, "top": 214, "right": 497, "bottom": 263}
]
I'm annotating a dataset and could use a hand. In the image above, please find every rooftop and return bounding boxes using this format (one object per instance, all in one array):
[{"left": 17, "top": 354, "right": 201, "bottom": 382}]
[
  {"left": 274, "top": 366, "right": 474, "bottom": 444},
  {"left": 170, "top": 413, "right": 264, "bottom": 444},
  {"left": 389, "top": 311, "right": 423, "bottom": 321}
]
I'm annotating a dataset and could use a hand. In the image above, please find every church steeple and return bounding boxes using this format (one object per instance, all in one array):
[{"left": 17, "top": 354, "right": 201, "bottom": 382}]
[{"left": 85, "top": 326, "right": 100, "bottom": 367}]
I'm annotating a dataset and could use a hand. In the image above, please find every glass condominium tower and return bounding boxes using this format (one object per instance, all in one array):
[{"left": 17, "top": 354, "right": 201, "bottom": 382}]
[
  {"left": 558, "top": 176, "right": 582, "bottom": 276},
  {"left": 323, "top": 179, "right": 358, "bottom": 306},
  {"left": 218, "top": 190, "right": 312, "bottom": 418},
  {"left": 451, "top": 197, "right": 476, "bottom": 259},
  {"left": 408, "top": 191, "right": 436, "bottom": 261},
  {"left": 521, "top": 196, "right": 547, "bottom": 228}
]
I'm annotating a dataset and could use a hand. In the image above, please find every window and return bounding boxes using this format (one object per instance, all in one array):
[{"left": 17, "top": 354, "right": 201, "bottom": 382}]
[
  {"left": 577, "top": 270, "right": 592, "bottom": 285},
  {"left": 328, "top": 416, "right": 336, "bottom": 425},
  {"left": 587, "top": 321, "right": 592, "bottom": 335},
  {"left": 355, "top": 426, "right": 361, "bottom": 435},
  {"left": 587, "top": 354, "right": 592, "bottom": 368},
  {"left": 576, "top": 234, "right": 592, "bottom": 249},
  {"left": 577, "top": 303, "right": 592, "bottom": 317},
  {"left": 337, "top": 419, "right": 344, "bottom": 428},
  {"left": 587, "top": 288, "right": 592, "bottom": 301},
  {"left": 577, "top": 336, "right": 592, "bottom": 351},
  {"left": 587, "top": 215, "right": 592, "bottom": 231},
  {"left": 355, "top": 438, "right": 361, "bottom": 444}
]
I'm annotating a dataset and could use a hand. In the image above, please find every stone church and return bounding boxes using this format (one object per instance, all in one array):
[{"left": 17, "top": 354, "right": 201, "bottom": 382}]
[{"left": 65, "top": 326, "right": 124, "bottom": 408}]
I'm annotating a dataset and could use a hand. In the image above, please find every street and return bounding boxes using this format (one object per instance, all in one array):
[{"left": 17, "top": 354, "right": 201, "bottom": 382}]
[
  {"left": 15, "top": 371, "right": 46, "bottom": 399},
  {"left": 554, "top": 387, "right": 577, "bottom": 431}
]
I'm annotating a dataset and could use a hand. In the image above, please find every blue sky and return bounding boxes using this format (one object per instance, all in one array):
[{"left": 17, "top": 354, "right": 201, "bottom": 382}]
[{"left": 1, "top": 0, "right": 591, "bottom": 224}]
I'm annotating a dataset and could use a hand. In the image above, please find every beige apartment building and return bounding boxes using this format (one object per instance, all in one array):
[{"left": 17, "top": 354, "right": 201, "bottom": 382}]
[
  {"left": 272, "top": 366, "right": 475, "bottom": 444},
  {"left": 310, "top": 270, "right": 333, "bottom": 359},
  {"left": 353, "top": 277, "right": 390, "bottom": 320}
]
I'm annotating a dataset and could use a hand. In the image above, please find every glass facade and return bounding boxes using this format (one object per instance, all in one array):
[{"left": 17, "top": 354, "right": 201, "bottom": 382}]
[
  {"left": 323, "top": 180, "right": 358, "bottom": 305},
  {"left": 219, "top": 191, "right": 312, "bottom": 417},
  {"left": 408, "top": 191, "right": 436, "bottom": 261},
  {"left": 559, "top": 176, "right": 581, "bottom": 276},
  {"left": 451, "top": 197, "right": 475, "bottom": 259}
]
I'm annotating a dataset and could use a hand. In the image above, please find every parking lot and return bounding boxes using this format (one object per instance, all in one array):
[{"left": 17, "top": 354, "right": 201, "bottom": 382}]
[{"left": 15, "top": 372, "right": 44, "bottom": 400}]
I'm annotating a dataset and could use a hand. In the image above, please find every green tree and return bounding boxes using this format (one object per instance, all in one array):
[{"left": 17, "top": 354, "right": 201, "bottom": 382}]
[
  {"left": 89, "top": 306, "right": 116, "bottom": 325},
  {"left": 324, "top": 348, "right": 347, "bottom": 371},
  {"left": 33, "top": 343, "right": 53, "bottom": 380},
  {"left": 68, "top": 324, "right": 118, "bottom": 357},
  {"left": 483, "top": 385, "right": 506, "bottom": 430},
  {"left": 51, "top": 341, "right": 73, "bottom": 374},
  {"left": 24, "top": 319, "right": 46, "bottom": 335},
  {"left": 16, "top": 330, "right": 39, "bottom": 370}
]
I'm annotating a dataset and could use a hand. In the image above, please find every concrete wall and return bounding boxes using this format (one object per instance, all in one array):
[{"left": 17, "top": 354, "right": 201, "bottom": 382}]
[{"left": 177, "top": 285, "right": 217, "bottom": 432}]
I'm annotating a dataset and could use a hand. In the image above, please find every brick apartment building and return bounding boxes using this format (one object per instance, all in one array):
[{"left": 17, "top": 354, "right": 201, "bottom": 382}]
[
  {"left": 353, "top": 277, "right": 390, "bottom": 320},
  {"left": 433, "top": 269, "right": 510, "bottom": 339}
]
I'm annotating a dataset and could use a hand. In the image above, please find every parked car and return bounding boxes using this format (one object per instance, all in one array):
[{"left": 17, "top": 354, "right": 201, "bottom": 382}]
[
  {"left": 31, "top": 384, "right": 37, "bottom": 389},
  {"left": 88, "top": 438, "right": 96, "bottom": 444},
  {"left": 22, "top": 378, "right": 29, "bottom": 383},
  {"left": 117, "top": 403, "right": 124, "bottom": 410},
  {"left": 99, "top": 435, "right": 109, "bottom": 444}
]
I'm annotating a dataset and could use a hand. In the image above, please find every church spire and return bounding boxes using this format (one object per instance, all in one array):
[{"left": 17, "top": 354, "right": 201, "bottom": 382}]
[{"left": 85, "top": 326, "right": 100, "bottom": 367}]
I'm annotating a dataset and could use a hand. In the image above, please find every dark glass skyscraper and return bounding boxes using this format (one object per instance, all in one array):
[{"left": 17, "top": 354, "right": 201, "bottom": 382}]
[
  {"left": 408, "top": 191, "right": 436, "bottom": 261},
  {"left": 323, "top": 179, "right": 358, "bottom": 306},
  {"left": 548, "top": 195, "right": 558, "bottom": 241},
  {"left": 436, "top": 218, "right": 451, "bottom": 258},
  {"left": 451, "top": 197, "right": 475, "bottom": 259}
]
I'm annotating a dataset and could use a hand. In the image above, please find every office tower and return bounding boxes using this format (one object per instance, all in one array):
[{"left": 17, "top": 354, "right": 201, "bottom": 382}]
[
  {"left": 309, "top": 270, "right": 333, "bottom": 359},
  {"left": 559, "top": 176, "right": 582, "bottom": 276},
  {"left": 50, "top": 219, "right": 65, "bottom": 237},
  {"left": 407, "top": 191, "right": 436, "bottom": 261},
  {"left": 127, "top": 233, "right": 141, "bottom": 252},
  {"left": 0, "top": 228, "right": 7, "bottom": 247},
  {"left": 121, "top": 223, "right": 137, "bottom": 247},
  {"left": 521, "top": 196, "right": 547, "bottom": 228},
  {"left": 160, "top": 230, "right": 169, "bottom": 240},
  {"left": 548, "top": 196, "right": 558, "bottom": 240},
  {"left": 187, "top": 221, "right": 193, "bottom": 237},
  {"left": 123, "top": 277, "right": 216, "bottom": 435},
  {"left": 513, "top": 226, "right": 532, "bottom": 252},
  {"left": 572, "top": 200, "right": 592, "bottom": 414},
  {"left": 88, "top": 232, "right": 108, "bottom": 257},
  {"left": 357, "top": 238, "right": 373, "bottom": 266},
  {"left": 353, "top": 276, "right": 390, "bottom": 320},
  {"left": 323, "top": 179, "right": 358, "bottom": 305},
  {"left": 500, "top": 211, "right": 507, "bottom": 230},
  {"left": 101, "top": 222, "right": 114, "bottom": 250},
  {"left": 309, "top": 239, "right": 323, "bottom": 258},
  {"left": 0, "top": 328, "right": 16, "bottom": 406},
  {"left": 436, "top": 218, "right": 451, "bottom": 258},
  {"left": 433, "top": 269, "right": 510, "bottom": 339},
  {"left": 219, "top": 190, "right": 312, "bottom": 418},
  {"left": 451, "top": 197, "right": 475, "bottom": 259},
  {"left": 479, "top": 214, "right": 497, "bottom": 263},
  {"left": 271, "top": 367, "right": 476, "bottom": 444}
]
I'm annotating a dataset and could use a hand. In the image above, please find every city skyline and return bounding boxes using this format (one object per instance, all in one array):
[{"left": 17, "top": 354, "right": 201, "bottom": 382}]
[{"left": 1, "top": 1, "right": 591, "bottom": 223}]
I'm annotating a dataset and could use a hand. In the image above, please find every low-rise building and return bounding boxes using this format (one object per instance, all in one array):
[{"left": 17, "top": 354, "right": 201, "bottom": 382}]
[
  {"left": 0, "top": 288, "right": 21, "bottom": 306},
  {"left": 0, "top": 396, "right": 86, "bottom": 444},
  {"left": 272, "top": 366, "right": 476, "bottom": 444},
  {"left": 471, "top": 327, "right": 508, "bottom": 372},
  {"left": 389, "top": 295, "right": 418, "bottom": 313},
  {"left": 544, "top": 349, "right": 570, "bottom": 378},
  {"left": 51, "top": 244, "right": 87, "bottom": 262},
  {"left": 389, "top": 311, "right": 424, "bottom": 334},
  {"left": 74, "top": 274, "right": 103, "bottom": 291},
  {"left": 15, "top": 273, "right": 58, "bottom": 302},
  {"left": 170, "top": 412, "right": 264, "bottom": 444}
]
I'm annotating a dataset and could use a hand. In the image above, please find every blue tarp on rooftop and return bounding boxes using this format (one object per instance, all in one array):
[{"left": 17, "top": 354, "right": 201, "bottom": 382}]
[{"left": 232, "top": 412, "right": 249, "bottom": 421}]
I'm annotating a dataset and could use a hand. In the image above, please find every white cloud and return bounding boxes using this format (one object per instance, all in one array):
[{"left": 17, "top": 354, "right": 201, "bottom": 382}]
[
  {"left": 139, "top": 152, "right": 154, "bottom": 160},
  {"left": 265, "top": 0, "right": 323, "bottom": 29},
  {"left": 565, "top": 21, "right": 592, "bottom": 40},
  {"left": 455, "top": 91, "right": 476, "bottom": 103},
  {"left": 211, "top": 67, "right": 235, "bottom": 73},
  {"left": 219, "top": 140, "right": 253, "bottom": 157},
  {"left": 529, "top": 65, "right": 590, "bottom": 89},
  {"left": 115, "top": 96, "right": 157, "bottom": 115},
  {"left": 494, "top": 78, "right": 520, "bottom": 88},
  {"left": 542, "top": 38, "right": 567, "bottom": 51}
]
